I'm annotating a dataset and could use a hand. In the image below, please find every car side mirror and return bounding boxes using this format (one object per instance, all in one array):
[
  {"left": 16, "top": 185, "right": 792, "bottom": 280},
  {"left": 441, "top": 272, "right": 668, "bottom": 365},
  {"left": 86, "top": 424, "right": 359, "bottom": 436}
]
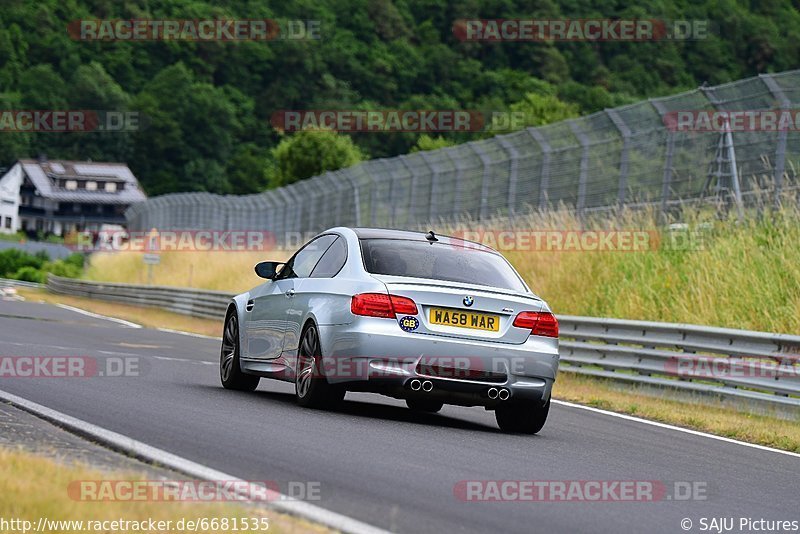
[{"left": 254, "top": 261, "right": 283, "bottom": 280}]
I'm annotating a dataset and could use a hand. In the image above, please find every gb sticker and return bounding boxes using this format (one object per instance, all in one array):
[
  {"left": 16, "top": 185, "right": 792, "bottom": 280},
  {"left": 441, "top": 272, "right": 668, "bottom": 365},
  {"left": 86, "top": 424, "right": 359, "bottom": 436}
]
[{"left": 399, "top": 315, "right": 419, "bottom": 332}]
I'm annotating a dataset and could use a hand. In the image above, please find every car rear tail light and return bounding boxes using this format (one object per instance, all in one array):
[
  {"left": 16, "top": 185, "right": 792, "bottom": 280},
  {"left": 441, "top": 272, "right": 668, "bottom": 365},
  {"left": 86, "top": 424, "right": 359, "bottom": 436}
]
[
  {"left": 513, "top": 311, "right": 559, "bottom": 338},
  {"left": 351, "top": 293, "right": 418, "bottom": 318},
  {"left": 389, "top": 295, "right": 418, "bottom": 315}
]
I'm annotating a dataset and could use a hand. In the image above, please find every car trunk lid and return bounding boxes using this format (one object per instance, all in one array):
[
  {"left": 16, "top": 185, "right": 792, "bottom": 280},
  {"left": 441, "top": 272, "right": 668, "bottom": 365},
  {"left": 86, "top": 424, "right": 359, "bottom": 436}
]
[{"left": 371, "top": 274, "right": 543, "bottom": 345}]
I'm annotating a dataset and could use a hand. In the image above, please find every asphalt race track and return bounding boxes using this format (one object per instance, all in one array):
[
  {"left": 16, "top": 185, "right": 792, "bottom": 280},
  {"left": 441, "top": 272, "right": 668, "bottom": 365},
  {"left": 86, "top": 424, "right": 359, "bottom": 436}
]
[{"left": 1, "top": 298, "right": 797, "bottom": 533}]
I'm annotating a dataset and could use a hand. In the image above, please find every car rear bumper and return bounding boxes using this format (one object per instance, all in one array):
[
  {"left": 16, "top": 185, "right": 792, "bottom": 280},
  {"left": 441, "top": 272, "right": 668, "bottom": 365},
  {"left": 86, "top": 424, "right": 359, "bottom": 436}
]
[{"left": 317, "top": 317, "right": 559, "bottom": 407}]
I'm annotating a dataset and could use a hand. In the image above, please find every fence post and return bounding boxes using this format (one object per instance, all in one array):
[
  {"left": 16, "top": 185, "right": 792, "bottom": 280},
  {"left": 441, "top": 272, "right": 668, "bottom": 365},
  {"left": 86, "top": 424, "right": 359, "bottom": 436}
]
[
  {"left": 328, "top": 171, "right": 347, "bottom": 226},
  {"left": 397, "top": 155, "right": 421, "bottom": 224},
  {"left": 650, "top": 99, "right": 674, "bottom": 222},
  {"left": 701, "top": 85, "right": 745, "bottom": 221},
  {"left": 527, "top": 127, "right": 552, "bottom": 210},
  {"left": 366, "top": 163, "right": 381, "bottom": 227},
  {"left": 284, "top": 185, "right": 303, "bottom": 235},
  {"left": 568, "top": 119, "right": 590, "bottom": 219},
  {"left": 343, "top": 170, "right": 361, "bottom": 227},
  {"left": 496, "top": 136, "right": 518, "bottom": 219},
  {"left": 760, "top": 73, "right": 790, "bottom": 208},
  {"left": 605, "top": 108, "right": 632, "bottom": 209},
  {"left": 419, "top": 151, "right": 439, "bottom": 224},
  {"left": 442, "top": 148, "right": 463, "bottom": 220},
  {"left": 469, "top": 142, "right": 492, "bottom": 221},
  {"left": 274, "top": 188, "right": 294, "bottom": 244},
  {"left": 295, "top": 180, "right": 314, "bottom": 233},
  {"left": 376, "top": 160, "right": 398, "bottom": 227},
  {"left": 261, "top": 191, "right": 277, "bottom": 244}
]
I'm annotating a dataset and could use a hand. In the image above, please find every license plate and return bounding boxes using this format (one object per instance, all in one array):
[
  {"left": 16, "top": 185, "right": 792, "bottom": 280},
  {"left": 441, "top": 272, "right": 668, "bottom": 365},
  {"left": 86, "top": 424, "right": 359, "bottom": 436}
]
[{"left": 429, "top": 307, "right": 500, "bottom": 332}]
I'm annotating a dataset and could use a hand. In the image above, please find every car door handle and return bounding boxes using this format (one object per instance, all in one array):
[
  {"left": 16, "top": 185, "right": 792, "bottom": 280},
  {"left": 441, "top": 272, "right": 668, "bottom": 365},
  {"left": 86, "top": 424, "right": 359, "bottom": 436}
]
[
  {"left": 246, "top": 299, "right": 254, "bottom": 312},
  {"left": 285, "top": 289, "right": 295, "bottom": 298}
]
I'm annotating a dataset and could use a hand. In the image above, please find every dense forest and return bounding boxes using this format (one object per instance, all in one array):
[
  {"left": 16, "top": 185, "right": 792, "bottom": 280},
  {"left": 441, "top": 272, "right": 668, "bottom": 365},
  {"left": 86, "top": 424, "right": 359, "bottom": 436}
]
[{"left": 1, "top": 0, "right": 798, "bottom": 196}]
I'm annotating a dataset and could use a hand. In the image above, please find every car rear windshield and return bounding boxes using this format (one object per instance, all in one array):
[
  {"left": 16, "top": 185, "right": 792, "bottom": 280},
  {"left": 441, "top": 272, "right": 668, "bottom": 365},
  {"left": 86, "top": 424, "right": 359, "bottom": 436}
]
[{"left": 359, "top": 238, "right": 527, "bottom": 292}]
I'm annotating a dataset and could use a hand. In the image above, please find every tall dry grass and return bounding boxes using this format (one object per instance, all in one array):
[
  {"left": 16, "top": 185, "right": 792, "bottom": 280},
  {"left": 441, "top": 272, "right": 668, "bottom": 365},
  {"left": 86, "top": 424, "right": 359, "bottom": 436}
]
[
  {"left": 84, "top": 249, "right": 291, "bottom": 293},
  {"left": 441, "top": 201, "right": 800, "bottom": 334}
]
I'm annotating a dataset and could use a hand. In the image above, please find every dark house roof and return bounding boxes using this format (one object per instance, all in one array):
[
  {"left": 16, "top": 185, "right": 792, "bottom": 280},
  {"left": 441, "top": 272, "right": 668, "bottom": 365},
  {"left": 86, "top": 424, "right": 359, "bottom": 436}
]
[{"left": 18, "top": 159, "right": 146, "bottom": 205}]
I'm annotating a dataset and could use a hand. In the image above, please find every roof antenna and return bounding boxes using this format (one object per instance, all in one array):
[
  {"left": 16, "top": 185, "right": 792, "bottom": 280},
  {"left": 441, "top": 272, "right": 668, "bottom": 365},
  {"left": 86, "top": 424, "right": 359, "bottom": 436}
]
[{"left": 425, "top": 230, "right": 438, "bottom": 242}]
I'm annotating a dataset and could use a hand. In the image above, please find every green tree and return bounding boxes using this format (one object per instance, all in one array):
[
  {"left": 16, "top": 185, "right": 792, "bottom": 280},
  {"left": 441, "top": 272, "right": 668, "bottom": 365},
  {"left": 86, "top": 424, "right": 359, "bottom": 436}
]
[
  {"left": 269, "top": 130, "right": 364, "bottom": 188},
  {"left": 412, "top": 135, "right": 456, "bottom": 152},
  {"left": 506, "top": 92, "right": 580, "bottom": 130}
]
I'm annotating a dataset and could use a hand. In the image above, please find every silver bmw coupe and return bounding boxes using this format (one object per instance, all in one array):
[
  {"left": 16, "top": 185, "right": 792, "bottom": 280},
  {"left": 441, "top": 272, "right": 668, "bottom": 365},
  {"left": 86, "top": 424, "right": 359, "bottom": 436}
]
[{"left": 220, "top": 227, "right": 559, "bottom": 433}]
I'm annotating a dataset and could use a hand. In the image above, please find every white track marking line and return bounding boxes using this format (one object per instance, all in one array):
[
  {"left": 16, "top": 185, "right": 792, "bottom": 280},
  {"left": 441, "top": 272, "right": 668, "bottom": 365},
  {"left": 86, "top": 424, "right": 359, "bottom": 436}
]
[
  {"left": 55, "top": 303, "right": 142, "bottom": 328},
  {"left": 157, "top": 327, "right": 221, "bottom": 341},
  {"left": 0, "top": 388, "right": 390, "bottom": 534},
  {"left": 552, "top": 399, "right": 800, "bottom": 458}
]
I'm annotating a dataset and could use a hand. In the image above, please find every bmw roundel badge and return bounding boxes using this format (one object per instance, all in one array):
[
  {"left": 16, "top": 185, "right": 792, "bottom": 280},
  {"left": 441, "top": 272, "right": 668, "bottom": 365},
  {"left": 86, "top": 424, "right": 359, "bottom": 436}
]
[{"left": 463, "top": 295, "right": 474, "bottom": 307}]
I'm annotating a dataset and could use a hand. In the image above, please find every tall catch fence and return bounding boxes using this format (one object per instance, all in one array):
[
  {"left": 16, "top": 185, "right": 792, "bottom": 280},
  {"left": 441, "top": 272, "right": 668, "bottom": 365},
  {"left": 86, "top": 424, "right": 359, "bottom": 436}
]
[{"left": 126, "top": 71, "right": 800, "bottom": 242}]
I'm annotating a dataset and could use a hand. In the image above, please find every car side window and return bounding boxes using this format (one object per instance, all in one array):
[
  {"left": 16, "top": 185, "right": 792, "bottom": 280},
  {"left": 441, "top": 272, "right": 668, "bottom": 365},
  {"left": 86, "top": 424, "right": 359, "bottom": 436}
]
[
  {"left": 276, "top": 234, "right": 337, "bottom": 280},
  {"left": 310, "top": 236, "right": 347, "bottom": 278}
]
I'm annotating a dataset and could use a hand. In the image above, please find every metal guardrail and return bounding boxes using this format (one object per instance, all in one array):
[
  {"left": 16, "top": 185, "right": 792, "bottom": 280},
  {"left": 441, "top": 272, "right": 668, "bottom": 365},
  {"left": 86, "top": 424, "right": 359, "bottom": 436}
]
[
  {"left": 558, "top": 316, "right": 800, "bottom": 408},
  {"left": 0, "top": 277, "right": 45, "bottom": 289},
  {"left": 47, "top": 275, "right": 231, "bottom": 320},
  {"left": 46, "top": 275, "right": 800, "bottom": 408}
]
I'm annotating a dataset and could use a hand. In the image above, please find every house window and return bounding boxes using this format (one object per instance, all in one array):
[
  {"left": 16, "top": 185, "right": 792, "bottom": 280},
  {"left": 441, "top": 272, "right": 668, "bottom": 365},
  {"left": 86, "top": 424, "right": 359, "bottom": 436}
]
[
  {"left": 4, "top": 216, "right": 11, "bottom": 229},
  {"left": 65, "top": 180, "right": 77, "bottom": 190},
  {"left": 105, "top": 182, "right": 117, "bottom": 193},
  {"left": 86, "top": 181, "right": 97, "bottom": 191}
]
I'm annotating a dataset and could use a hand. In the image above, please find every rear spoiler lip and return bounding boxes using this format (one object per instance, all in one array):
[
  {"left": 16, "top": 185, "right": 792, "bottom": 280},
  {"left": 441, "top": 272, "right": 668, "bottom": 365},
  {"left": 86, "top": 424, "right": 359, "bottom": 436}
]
[{"left": 369, "top": 274, "right": 543, "bottom": 304}]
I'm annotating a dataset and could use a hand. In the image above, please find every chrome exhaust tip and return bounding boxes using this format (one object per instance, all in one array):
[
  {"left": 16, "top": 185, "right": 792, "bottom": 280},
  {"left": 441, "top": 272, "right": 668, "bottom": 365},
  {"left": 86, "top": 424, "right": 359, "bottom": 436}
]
[
  {"left": 487, "top": 387, "right": 498, "bottom": 400},
  {"left": 422, "top": 380, "right": 433, "bottom": 392},
  {"left": 498, "top": 388, "right": 510, "bottom": 401},
  {"left": 410, "top": 379, "right": 421, "bottom": 391}
]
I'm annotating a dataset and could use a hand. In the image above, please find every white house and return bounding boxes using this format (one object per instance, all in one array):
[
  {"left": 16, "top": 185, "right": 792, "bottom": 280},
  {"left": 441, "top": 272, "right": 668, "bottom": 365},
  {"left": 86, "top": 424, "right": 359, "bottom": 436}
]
[{"left": 0, "top": 158, "right": 146, "bottom": 236}]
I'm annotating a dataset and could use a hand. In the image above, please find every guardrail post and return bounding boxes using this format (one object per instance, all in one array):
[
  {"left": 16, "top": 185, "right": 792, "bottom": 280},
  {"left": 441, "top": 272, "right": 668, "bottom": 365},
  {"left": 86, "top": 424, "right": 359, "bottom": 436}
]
[
  {"left": 650, "top": 99, "right": 675, "bottom": 222},
  {"left": 760, "top": 73, "right": 790, "bottom": 208},
  {"left": 527, "top": 127, "right": 552, "bottom": 211},
  {"left": 605, "top": 108, "right": 632, "bottom": 209}
]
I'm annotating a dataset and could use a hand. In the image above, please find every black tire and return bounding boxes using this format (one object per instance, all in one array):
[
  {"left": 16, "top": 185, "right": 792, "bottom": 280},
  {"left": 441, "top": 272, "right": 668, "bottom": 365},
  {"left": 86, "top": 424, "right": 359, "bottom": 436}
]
[
  {"left": 295, "top": 323, "right": 345, "bottom": 408},
  {"left": 220, "top": 312, "right": 260, "bottom": 391},
  {"left": 495, "top": 399, "right": 550, "bottom": 434},
  {"left": 406, "top": 398, "right": 444, "bottom": 413}
]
